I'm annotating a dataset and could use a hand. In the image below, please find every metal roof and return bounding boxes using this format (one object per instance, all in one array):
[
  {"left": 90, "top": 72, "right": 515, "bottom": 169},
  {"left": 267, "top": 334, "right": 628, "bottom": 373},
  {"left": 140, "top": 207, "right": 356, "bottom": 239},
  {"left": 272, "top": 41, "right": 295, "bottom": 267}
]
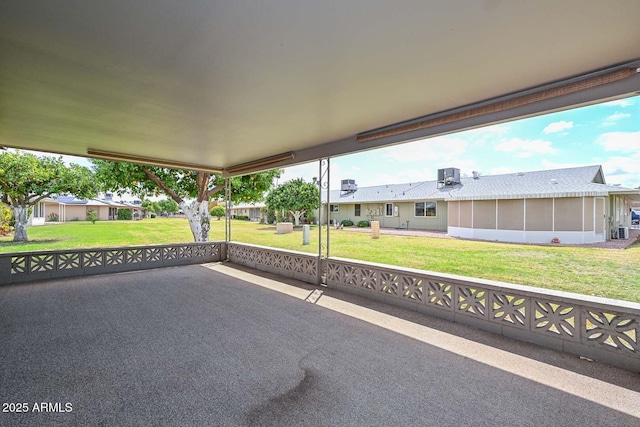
[
  {"left": 327, "top": 166, "right": 640, "bottom": 203},
  {"left": 1, "top": 2, "right": 639, "bottom": 175}
]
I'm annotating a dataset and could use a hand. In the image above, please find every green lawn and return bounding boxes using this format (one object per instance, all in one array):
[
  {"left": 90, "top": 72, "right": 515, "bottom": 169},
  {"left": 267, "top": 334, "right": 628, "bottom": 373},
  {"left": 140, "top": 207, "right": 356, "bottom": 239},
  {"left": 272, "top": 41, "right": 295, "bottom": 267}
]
[{"left": 2, "top": 218, "right": 639, "bottom": 302}]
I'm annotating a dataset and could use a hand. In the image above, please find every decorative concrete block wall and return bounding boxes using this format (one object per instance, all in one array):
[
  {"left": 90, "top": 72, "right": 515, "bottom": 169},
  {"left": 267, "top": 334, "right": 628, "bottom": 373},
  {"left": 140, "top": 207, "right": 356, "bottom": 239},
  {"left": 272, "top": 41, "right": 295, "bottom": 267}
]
[
  {"left": 324, "top": 257, "right": 640, "bottom": 372},
  {"left": 0, "top": 242, "right": 224, "bottom": 285}
]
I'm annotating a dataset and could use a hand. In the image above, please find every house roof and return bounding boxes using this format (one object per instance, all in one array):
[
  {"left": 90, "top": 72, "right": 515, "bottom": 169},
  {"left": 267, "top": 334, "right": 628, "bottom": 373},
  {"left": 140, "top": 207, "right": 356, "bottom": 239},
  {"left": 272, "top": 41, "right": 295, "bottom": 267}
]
[
  {"left": 327, "top": 165, "right": 640, "bottom": 204},
  {"left": 43, "top": 196, "right": 131, "bottom": 207},
  {"left": 230, "top": 202, "right": 266, "bottom": 209}
]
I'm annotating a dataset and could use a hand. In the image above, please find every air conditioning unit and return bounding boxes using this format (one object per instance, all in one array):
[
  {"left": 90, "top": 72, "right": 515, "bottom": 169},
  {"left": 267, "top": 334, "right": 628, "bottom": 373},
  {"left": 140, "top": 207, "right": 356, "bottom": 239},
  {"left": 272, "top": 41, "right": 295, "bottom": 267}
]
[
  {"left": 341, "top": 179, "right": 358, "bottom": 192},
  {"left": 437, "top": 168, "right": 461, "bottom": 186},
  {"left": 618, "top": 226, "right": 629, "bottom": 239}
]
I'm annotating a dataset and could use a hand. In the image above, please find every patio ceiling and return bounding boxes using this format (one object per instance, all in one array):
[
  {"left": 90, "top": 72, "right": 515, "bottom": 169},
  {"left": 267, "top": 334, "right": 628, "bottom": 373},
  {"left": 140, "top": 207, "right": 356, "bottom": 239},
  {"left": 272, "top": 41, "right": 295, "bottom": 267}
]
[{"left": 1, "top": 1, "right": 639, "bottom": 175}]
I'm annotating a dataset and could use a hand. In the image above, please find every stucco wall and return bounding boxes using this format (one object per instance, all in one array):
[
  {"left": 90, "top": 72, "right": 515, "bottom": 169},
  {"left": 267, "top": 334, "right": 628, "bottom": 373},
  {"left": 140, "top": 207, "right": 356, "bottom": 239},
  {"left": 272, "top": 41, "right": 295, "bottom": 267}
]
[{"left": 329, "top": 201, "right": 447, "bottom": 231}]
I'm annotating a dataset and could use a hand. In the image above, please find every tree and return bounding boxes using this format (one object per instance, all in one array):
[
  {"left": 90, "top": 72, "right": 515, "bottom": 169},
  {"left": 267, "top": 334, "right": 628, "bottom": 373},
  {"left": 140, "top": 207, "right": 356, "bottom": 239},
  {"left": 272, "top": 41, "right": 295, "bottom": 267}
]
[
  {"left": 92, "top": 160, "right": 279, "bottom": 242},
  {"left": 0, "top": 150, "right": 98, "bottom": 242},
  {"left": 141, "top": 199, "right": 161, "bottom": 216},
  {"left": 210, "top": 205, "right": 225, "bottom": 220},
  {"left": 265, "top": 178, "right": 319, "bottom": 226},
  {"left": 158, "top": 199, "right": 179, "bottom": 216}
]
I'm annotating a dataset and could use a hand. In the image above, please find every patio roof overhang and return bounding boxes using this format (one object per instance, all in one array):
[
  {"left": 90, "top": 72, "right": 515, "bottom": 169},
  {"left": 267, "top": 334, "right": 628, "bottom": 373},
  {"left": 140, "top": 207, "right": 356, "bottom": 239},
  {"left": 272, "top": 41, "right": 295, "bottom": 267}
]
[{"left": 1, "top": 1, "right": 639, "bottom": 175}]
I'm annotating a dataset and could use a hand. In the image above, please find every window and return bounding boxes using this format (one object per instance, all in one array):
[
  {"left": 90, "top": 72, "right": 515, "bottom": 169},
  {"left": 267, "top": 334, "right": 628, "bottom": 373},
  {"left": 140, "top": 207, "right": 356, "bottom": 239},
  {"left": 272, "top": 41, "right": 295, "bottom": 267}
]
[
  {"left": 385, "top": 203, "right": 393, "bottom": 217},
  {"left": 354, "top": 204, "right": 361, "bottom": 216},
  {"left": 33, "top": 203, "right": 45, "bottom": 218},
  {"left": 414, "top": 201, "right": 437, "bottom": 217},
  {"left": 426, "top": 202, "right": 436, "bottom": 216},
  {"left": 330, "top": 204, "right": 339, "bottom": 213}
]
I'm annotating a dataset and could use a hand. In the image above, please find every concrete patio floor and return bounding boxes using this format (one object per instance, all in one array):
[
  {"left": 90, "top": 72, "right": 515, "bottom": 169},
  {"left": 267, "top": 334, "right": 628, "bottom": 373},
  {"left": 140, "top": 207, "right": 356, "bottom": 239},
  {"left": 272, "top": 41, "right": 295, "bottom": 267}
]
[{"left": 1, "top": 263, "right": 639, "bottom": 426}]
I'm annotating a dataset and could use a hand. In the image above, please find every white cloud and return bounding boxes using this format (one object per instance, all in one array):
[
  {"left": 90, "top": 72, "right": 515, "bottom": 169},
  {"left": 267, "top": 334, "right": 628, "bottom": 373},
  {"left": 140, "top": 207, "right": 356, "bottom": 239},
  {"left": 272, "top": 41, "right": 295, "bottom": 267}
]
[
  {"left": 381, "top": 136, "right": 468, "bottom": 163},
  {"left": 601, "top": 112, "right": 631, "bottom": 127},
  {"left": 600, "top": 157, "right": 640, "bottom": 188},
  {"left": 494, "top": 138, "right": 556, "bottom": 158},
  {"left": 543, "top": 121, "right": 573, "bottom": 134},
  {"left": 15, "top": 149, "right": 92, "bottom": 167},
  {"left": 596, "top": 131, "right": 640, "bottom": 152},
  {"left": 599, "top": 98, "right": 635, "bottom": 108},
  {"left": 541, "top": 160, "right": 588, "bottom": 170}
]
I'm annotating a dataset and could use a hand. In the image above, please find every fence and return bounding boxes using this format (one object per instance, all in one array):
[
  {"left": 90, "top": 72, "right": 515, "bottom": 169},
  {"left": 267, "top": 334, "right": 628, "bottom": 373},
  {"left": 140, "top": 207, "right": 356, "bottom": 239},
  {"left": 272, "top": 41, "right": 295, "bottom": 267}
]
[
  {"left": 0, "top": 242, "right": 224, "bottom": 284},
  {"left": 324, "top": 257, "right": 640, "bottom": 371}
]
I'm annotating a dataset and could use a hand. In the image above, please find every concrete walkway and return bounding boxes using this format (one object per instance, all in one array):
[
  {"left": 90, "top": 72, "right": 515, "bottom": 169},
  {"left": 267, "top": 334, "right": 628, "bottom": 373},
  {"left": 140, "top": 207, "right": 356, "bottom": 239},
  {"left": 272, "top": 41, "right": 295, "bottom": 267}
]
[{"left": 1, "top": 264, "right": 639, "bottom": 426}]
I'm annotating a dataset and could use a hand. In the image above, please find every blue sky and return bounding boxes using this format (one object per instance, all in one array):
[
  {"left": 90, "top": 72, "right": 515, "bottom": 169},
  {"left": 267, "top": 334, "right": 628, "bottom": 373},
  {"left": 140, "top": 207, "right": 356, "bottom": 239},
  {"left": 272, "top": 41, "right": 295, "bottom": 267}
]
[{"left": 282, "top": 95, "right": 640, "bottom": 190}]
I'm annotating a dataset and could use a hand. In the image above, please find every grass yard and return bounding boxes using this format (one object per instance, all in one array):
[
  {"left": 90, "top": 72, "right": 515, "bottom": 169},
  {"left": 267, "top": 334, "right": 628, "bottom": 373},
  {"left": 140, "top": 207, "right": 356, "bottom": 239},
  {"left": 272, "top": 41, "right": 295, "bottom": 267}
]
[{"left": 2, "top": 218, "right": 639, "bottom": 303}]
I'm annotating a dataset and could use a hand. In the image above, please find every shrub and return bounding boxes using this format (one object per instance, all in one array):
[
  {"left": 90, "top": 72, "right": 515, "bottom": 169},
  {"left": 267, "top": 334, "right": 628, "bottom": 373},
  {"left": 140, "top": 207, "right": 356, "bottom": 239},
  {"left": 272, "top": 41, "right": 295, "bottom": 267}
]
[
  {"left": 235, "top": 215, "right": 250, "bottom": 221},
  {"left": 357, "top": 220, "right": 370, "bottom": 227},
  {"left": 48, "top": 212, "right": 59, "bottom": 222},
  {"left": 117, "top": 209, "right": 132, "bottom": 220},
  {"left": 341, "top": 219, "right": 354, "bottom": 227},
  {"left": 306, "top": 211, "right": 316, "bottom": 224},
  {"left": 86, "top": 210, "right": 98, "bottom": 224},
  {"left": 150, "top": 213, "right": 156, "bottom": 218},
  {"left": 1, "top": 205, "right": 12, "bottom": 236},
  {"left": 266, "top": 210, "right": 276, "bottom": 224}
]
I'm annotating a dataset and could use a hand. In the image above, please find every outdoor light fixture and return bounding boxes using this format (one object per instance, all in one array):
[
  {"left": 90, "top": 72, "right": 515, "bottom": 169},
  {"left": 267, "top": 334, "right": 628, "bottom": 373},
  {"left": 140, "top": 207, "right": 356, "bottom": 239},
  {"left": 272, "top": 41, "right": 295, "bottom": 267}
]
[
  {"left": 226, "top": 152, "right": 295, "bottom": 175},
  {"left": 357, "top": 66, "right": 640, "bottom": 143},
  {"left": 86, "top": 149, "right": 223, "bottom": 173}
]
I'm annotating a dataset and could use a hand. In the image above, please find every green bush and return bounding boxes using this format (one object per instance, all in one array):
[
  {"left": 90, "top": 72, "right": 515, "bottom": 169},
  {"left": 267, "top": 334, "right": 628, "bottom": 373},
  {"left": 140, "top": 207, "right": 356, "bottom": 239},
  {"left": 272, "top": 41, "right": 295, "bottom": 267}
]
[
  {"left": 341, "top": 219, "right": 354, "bottom": 227},
  {"left": 266, "top": 210, "right": 276, "bottom": 224},
  {"left": 86, "top": 210, "right": 98, "bottom": 224},
  {"left": 117, "top": 209, "right": 133, "bottom": 220},
  {"left": 150, "top": 213, "right": 156, "bottom": 218},
  {"left": 306, "top": 211, "right": 316, "bottom": 224},
  {"left": 357, "top": 220, "right": 370, "bottom": 227},
  {"left": 48, "top": 212, "right": 59, "bottom": 222},
  {"left": 235, "top": 215, "right": 250, "bottom": 221}
]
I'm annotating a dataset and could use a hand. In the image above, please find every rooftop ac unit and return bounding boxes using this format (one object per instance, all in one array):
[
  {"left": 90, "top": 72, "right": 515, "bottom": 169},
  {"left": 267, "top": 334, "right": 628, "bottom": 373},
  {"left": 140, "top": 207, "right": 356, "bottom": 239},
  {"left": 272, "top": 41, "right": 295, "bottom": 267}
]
[
  {"left": 437, "top": 168, "right": 461, "bottom": 186},
  {"left": 341, "top": 179, "right": 358, "bottom": 192}
]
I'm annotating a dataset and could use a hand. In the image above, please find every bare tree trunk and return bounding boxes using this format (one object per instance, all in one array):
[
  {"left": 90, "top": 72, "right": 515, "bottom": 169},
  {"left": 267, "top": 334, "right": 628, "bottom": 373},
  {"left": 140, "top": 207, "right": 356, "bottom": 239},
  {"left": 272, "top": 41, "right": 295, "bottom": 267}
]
[
  {"left": 12, "top": 205, "right": 29, "bottom": 242},
  {"left": 181, "top": 200, "right": 211, "bottom": 242}
]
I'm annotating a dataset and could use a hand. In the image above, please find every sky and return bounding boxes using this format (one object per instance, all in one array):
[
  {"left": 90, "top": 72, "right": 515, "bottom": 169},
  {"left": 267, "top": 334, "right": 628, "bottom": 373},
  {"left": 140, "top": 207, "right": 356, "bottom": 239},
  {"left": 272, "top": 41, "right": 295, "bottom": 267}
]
[
  {"left": 19, "top": 95, "right": 640, "bottom": 195},
  {"left": 281, "top": 95, "right": 640, "bottom": 190}
]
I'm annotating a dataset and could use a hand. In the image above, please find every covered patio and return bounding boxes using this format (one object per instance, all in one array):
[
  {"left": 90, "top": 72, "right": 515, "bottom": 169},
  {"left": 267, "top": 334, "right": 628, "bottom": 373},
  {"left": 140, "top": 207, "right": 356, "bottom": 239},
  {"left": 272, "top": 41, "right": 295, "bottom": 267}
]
[
  {"left": 2, "top": 263, "right": 639, "bottom": 425},
  {"left": 1, "top": 2, "right": 640, "bottom": 423}
]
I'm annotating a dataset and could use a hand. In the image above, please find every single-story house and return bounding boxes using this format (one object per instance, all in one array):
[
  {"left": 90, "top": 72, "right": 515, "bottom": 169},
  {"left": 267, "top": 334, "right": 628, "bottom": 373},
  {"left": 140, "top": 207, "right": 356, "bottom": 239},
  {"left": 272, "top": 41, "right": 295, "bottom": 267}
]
[
  {"left": 324, "top": 165, "right": 640, "bottom": 244},
  {"left": 29, "top": 195, "right": 143, "bottom": 225},
  {"left": 228, "top": 202, "right": 264, "bottom": 221}
]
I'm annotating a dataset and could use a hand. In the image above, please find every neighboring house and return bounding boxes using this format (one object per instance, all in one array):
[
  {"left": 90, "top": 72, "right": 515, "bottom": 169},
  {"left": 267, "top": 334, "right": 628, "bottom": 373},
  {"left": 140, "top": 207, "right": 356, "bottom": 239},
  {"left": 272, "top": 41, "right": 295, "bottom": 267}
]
[
  {"left": 324, "top": 166, "right": 640, "bottom": 244},
  {"left": 29, "top": 194, "right": 142, "bottom": 225},
  {"left": 229, "top": 202, "right": 264, "bottom": 221}
]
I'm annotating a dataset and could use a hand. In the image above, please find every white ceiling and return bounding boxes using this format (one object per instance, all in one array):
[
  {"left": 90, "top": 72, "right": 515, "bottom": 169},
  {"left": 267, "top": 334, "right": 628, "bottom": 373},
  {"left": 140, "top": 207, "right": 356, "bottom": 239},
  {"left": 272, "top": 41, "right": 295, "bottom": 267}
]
[{"left": 1, "top": 1, "right": 639, "bottom": 174}]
